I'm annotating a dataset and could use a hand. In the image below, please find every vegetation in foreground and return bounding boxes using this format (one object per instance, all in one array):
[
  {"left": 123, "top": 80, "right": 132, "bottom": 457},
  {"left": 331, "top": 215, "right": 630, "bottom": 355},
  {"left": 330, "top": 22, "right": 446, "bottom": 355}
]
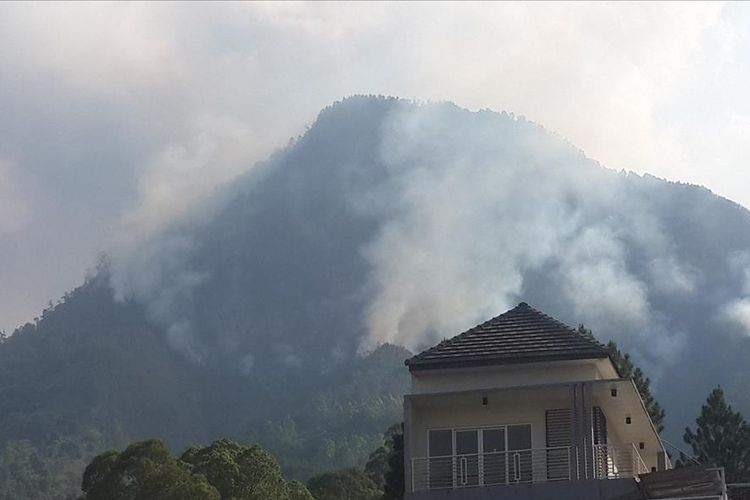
[{"left": 78, "top": 425, "right": 404, "bottom": 500}]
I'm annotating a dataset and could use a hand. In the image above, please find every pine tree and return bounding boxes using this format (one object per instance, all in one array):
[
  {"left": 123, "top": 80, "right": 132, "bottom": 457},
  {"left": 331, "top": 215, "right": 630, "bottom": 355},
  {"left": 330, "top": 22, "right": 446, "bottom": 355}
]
[{"left": 684, "top": 386, "right": 750, "bottom": 482}]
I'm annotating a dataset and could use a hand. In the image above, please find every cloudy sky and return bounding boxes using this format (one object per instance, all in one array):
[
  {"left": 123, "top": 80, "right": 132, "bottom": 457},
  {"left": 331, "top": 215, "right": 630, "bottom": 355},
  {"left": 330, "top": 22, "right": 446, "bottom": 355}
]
[{"left": 1, "top": 2, "right": 749, "bottom": 334}]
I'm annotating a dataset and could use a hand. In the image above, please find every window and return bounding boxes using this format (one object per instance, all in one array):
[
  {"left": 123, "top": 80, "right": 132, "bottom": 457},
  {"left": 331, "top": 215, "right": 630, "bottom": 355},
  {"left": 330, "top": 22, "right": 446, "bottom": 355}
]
[
  {"left": 428, "top": 430, "right": 453, "bottom": 489},
  {"left": 427, "top": 424, "right": 532, "bottom": 488}
]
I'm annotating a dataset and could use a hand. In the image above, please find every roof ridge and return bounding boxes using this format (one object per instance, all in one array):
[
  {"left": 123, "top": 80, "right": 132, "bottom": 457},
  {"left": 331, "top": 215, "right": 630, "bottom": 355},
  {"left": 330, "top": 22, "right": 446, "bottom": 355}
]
[
  {"left": 524, "top": 303, "right": 609, "bottom": 352},
  {"left": 406, "top": 303, "right": 527, "bottom": 364},
  {"left": 406, "top": 302, "right": 609, "bottom": 370}
]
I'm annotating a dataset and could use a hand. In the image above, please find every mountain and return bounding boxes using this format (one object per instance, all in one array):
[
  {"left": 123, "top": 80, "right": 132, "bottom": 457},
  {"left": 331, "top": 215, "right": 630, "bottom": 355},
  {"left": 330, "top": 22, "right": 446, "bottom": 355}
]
[{"left": 3, "top": 95, "right": 750, "bottom": 499}]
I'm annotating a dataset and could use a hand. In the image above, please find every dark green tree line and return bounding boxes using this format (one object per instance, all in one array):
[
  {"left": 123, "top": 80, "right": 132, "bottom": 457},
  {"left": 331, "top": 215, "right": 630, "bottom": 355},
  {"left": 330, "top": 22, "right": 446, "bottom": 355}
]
[{"left": 79, "top": 438, "right": 313, "bottom": 500}]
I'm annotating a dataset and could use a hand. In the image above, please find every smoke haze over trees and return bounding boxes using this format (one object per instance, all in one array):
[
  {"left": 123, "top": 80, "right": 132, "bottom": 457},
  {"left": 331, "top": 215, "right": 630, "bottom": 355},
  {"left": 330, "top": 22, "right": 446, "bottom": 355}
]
[
  {"left": 4, "top": 96, "right": 750, "bottom": 498},
  {"left": 109, "top": 96, "right": 750, "bottom": 431}
]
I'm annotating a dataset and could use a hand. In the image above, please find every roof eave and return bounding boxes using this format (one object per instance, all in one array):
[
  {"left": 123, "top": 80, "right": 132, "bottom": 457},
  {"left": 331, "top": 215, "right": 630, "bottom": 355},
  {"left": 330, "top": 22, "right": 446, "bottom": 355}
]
[{"left": 407, "top": 351, "right": 609, "bottom": 372}]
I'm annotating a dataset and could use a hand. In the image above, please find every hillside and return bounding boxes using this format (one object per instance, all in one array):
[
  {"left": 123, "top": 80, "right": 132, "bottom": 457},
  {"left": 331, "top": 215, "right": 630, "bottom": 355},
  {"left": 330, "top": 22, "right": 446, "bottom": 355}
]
[{"left": 3, "top": 96, "right": 750, "bottom": 498}]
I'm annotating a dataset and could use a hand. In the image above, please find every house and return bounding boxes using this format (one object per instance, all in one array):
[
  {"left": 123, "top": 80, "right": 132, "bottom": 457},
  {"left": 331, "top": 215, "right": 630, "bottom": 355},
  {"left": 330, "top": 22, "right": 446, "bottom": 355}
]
[{"left": 402, "top": 302, "right": 728, "bottom": 500}]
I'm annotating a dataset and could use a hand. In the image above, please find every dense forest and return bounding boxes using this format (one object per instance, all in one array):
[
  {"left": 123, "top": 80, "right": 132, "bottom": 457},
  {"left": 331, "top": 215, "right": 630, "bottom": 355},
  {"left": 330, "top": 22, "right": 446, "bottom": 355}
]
[
  {"left": 4, "top": 96, "right": 750, "bottom": 499},
  {"left": 0, "top": 278, "right": 409, "bottom": 499}
]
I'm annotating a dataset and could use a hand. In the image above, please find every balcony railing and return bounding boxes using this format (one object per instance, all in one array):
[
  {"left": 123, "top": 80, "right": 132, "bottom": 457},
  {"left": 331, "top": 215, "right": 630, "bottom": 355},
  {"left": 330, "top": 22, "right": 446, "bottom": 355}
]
[
  {"left": 410, "top": 444, "right": 648, "bottom": 492},
  {"left": 592, "top": 443, "right": 650, "bottom": 479}
]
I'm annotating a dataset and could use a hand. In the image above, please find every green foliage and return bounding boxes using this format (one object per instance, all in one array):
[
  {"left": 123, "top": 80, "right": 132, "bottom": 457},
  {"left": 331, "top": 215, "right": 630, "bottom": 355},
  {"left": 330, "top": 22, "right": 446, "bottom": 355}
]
[
  {"left": 684, "top": 386, "right": 750, "bottom": 482},
  {"left": 307, "top": 468, "right": 381, "bottom": 500},
  {"left": 0, "top": 277, "right": 409, "bottom": 499},
  {"left": 364, "top": 423, "right": 403, "bottom": 499},
  {"left": 247, "top": 345, "right": 410, "bottom": 480},
  {"left": 286, "top": 480, "right": 314, "bottom": 500},
  {"left": 605, "top": 340, "right": 666, "bottom": 433},
  {"left": 80, "top": 439, "right": 219, "bottom": 500},
  {"left": 305, "top": 422, "right": 406, "bottom": 500},
  {"left": 80, "top": 438, "right": 313, "bottom": 500},
  {"left": 0, "top": 432, "right": 105, "bottom": 500},
  {"left": 382, "top": 430, "right": 404, "bottom": 500},
  {"left": 181, "top": 439, "right": 290, "bottom": 500}
]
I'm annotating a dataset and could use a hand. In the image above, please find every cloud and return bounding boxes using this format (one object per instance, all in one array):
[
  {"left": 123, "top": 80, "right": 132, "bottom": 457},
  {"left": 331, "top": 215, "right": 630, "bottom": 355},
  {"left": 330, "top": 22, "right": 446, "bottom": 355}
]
[
  {"left": 721, "top": 252, "right": 750, "bottom": 335},
  {"left": 724, "top": 299, "right": 750, "bottom": 333},
  {"left": 2, "top": 1, "right": 750, "bottom": 337},
  {"left": 0, "top": 160, "right": 28, "bottom": 235},
  {"left": 112, "top": 115, "right": 260, "bottom": 251}
]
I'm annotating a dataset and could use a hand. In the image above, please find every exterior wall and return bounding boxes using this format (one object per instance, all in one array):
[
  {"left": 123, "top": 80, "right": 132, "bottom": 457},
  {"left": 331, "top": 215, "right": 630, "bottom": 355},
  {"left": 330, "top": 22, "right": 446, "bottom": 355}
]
[
  {"left": 409, "top": 386, "right": 571, "bottom": 460},
  {"left": 405, "top": 478, "right": 640, "bottom": 500},
  {"left": 404, "top": 358, "right": 662, "bottom": 494},
  {"left": 406, "top": 385, "right": 637, "bottom": 472},
  {"left": 410, "top": 359, "right": 617, "bottom": 396}
]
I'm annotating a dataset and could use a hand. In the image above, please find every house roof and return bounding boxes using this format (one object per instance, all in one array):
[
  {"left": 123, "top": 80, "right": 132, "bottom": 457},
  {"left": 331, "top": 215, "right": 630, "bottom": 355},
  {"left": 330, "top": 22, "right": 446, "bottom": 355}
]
[
  {"left": 637, "top": 465, "right": 726, "bottom": 499},
  {"left": 406, "top": 302, "right": 610, "bottom": 372}
]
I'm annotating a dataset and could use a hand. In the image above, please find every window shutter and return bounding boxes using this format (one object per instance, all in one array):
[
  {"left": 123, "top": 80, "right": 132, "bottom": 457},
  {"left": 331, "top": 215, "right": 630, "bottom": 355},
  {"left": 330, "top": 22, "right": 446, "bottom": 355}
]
[{"left": 546, "top": 409, "right": 571, "bottom": 480}]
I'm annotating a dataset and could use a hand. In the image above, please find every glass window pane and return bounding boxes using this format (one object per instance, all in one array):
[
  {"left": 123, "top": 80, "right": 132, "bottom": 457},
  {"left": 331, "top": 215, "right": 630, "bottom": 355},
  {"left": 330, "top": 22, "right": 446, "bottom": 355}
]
[
  {"left": 455, "top": 430, "right": 478, "bottom": 486},
  {"left": 482, "top": 429, "right": 505, "bottom": 453},
  {"left": 429, "top": 430, "right": 452, "bottom": 457},
  {"left": 456, "top": 430, "right": 478, "bottom": 455},
  {"left": 507, "top": 424, "right": 531, "bottom": 450},
  {"left": 508, "top": 425, "right": 532, "bottom": 483},
  {"left": 482, "top": 429, "right": 507, "bottom": 486},
  {"left": 428, "top": 430, "right": 454, "bottom": 489}
]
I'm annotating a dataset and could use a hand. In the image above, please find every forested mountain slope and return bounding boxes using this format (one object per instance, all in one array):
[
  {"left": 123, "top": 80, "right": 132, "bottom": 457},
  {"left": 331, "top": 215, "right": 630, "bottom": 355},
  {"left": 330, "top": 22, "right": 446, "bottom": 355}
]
[{"left": 3, "top": 96, "right": 750, "bottom": 498}]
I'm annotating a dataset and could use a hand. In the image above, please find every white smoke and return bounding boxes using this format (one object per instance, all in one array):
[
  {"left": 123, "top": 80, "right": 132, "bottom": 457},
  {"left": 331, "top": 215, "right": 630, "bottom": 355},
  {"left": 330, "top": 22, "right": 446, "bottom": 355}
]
[
  {"left": 360, "top": 103, "right": 693, "bottom": 367},
  {"left": 109, "top": 232, "right": 208, "bottom": 361},
  {"left": 722, "top": 251, "right": 750, "bottom": 334}
]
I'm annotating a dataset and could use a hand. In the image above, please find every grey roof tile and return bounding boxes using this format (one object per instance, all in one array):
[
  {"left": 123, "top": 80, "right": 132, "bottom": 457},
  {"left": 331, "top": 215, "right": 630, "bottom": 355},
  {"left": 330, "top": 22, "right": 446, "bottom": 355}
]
[{"left": 406, "top": 302, "right": 609, "bottom": 371}]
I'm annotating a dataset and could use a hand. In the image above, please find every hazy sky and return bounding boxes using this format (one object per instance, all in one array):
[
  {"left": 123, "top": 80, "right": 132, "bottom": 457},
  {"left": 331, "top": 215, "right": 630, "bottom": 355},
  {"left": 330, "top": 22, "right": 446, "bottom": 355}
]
[{"left": 1, "top": 2, "right": 749, "bottom": 334}]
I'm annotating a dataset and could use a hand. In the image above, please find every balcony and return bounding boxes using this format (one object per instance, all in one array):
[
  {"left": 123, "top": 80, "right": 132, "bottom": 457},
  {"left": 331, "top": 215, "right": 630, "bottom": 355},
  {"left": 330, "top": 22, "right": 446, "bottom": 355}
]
[{"left": 410, "top": 444, "right": 649, "bottom": 492}]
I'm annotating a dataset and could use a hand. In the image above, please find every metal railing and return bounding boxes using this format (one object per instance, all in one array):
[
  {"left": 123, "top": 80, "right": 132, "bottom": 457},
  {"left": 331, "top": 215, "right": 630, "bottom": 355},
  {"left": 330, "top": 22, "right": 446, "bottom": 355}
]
[
  {"left": 590, "top": 443, "right": 649, "bottom": 479},
  {"left": 411, "top": 444, "right": 648, "bottom": 492},
  {"left": 728, "top": 484, "right": 750, "bottom": 500}
]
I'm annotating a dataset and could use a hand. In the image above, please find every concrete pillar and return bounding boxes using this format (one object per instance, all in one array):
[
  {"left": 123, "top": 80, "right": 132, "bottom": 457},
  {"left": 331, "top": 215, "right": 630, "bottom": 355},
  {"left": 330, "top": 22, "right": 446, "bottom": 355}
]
[
  {"left": 569, "top": 383, "right": 581, "bottom": 480},
  {"left": 404, "top": 397, "right": 413, "bottom": 493},
  {"left": 656, "top": 451, "right": 668, "bottom": 471},
  {"left": 569, "top": 382, "right": 594, "bottom": 480},
  {"left": 581, "top": 382, "right": 593, "bottom": 480}
]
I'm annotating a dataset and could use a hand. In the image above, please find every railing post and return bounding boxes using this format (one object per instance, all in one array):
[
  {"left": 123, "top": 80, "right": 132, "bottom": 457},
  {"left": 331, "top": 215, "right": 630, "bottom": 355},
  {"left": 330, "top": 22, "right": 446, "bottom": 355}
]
[
  {"left": 411, "top": 458, "right": 415, "bottom": 493},
  {"left": 479, "top": 451, "right": 484, "bottom": 487},
  {"left": 504, "top": 450, "right": 510, "bottom": 484}
]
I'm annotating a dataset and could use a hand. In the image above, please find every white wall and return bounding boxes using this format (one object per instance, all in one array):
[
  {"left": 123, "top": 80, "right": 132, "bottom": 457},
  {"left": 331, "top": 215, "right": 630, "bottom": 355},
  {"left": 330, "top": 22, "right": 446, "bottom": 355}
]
[
  {"left": 409, "top": 386, "right": 571, "bottom": 458},
  {"left": 409, "top": 359, "right": 617, "bottom": 395}
]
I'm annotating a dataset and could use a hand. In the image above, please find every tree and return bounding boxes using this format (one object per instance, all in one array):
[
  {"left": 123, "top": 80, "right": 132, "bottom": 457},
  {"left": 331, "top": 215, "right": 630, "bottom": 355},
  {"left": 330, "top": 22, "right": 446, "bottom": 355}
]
[
  {"left": 286, "top": 480, "right": 314, "bottom": 500},
  {"left": 80, "top": 439, "right": 219, "bottom": 500},
  {"left": 81, "top": 438, "right": 314, "bottom": 500},
  {"left": 365, "top": 423, "right": 400, "bottom": 489},
  {"left": 382, "top": 429, "right": 404, "bottom": 500},
  {"left": 365, "top": 423, "right": 404, "bottom": 500},
  {"left": 684, "top": 386, "right": 750, "bottom": 482},
  {"left": 577, "top": 325, "right": 666, "bottom": 434},
  {"left": 307, "top": 468, "right": 381, "bottom": 500},
  {"left": 181, "top": 438, "right": 291, "bottom": 500}
]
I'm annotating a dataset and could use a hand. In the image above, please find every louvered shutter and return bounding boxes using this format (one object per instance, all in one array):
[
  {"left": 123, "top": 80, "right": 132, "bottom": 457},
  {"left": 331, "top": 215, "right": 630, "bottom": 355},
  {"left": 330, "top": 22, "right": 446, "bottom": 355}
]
[{"left": 546, "top": 409, "right": 572, "bottom": 480}]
